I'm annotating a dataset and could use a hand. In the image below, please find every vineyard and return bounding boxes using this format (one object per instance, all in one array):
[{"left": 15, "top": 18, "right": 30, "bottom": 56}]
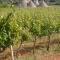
[{"left": 0, "top": 6, "right": 60, "bottom": 60}]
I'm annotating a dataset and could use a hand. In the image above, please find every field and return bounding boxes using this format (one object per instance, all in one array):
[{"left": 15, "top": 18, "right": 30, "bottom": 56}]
[{"left": 0, "top": 6, "right": 60, "bottom": 60}]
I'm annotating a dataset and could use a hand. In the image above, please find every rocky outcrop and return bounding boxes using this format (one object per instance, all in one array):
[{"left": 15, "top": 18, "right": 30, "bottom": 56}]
[
  {"left": 20, "top": 0, "right": 39, "bottom": 7},
  {"left": 19, "top": 0, "right": 48, "bottom": 7},
  {"left": 40, "top": 0, "right": 48, "bottom": 7},
  {"left": 1, "top": 0, "right": 48, "bottom": 7},
  {"left": 27, "top": 0, "right": 36, "bottom": 7}
]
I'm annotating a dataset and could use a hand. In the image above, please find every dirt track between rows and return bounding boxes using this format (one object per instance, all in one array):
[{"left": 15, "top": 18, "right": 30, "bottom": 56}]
[
  {"left": 37, "top": 53, "right": 60, "bottom": 60},
  {"left": 0, "top": 34, "right": 60, "bottom": 60}
]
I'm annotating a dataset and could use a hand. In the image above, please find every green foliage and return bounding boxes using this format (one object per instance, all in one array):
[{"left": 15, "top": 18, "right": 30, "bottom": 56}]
[
  {"left": 0, "top": 12, "right": 20, "bottom": 48},
  {"left": 21, "top": 30, "right": 32, "bottom": 41},
  {"left": 0, "top": 6, "right": 60, "bottom": 49},
  {"left": 29, "top": 16, "right": 41, "bottom": 36}
]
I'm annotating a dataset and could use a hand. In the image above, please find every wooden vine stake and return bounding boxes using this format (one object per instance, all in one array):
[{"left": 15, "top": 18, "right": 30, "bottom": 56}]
[
  {"left": 47, "top": 34, "right": 50, "bottom": 51},
  {"left": 33, "top": 35, "right": 37, "bottom": 60},
  {"left": 11, "top": 45, "right": 14, "bottom": 60}
]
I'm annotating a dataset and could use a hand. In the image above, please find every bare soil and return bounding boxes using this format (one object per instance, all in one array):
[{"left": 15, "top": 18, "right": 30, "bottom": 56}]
[{"left": 0, "top": 33, "right": 60, "bottom": 60}]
